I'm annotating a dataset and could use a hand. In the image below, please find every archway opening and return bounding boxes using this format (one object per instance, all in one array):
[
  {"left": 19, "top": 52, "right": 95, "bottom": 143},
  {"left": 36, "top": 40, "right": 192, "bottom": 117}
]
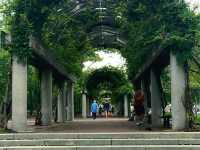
[{"left": 82, "top": 66, "right": 133, "bottom": 118}]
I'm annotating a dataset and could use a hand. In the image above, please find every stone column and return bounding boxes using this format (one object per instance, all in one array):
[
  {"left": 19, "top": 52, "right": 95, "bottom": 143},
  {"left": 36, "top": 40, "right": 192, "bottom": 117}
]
[
  {"left": 150, "top": 69, "right": 162, "bottom": 128},
  {"left": 41, "top": 68, "right": 53, "bottom": 126},
  {"left": 12, "top": 56, "right": 27, "bottom": 132},
  {"left": 67, "top": 82, "right": 74, "bottom": 121},
  {"left": 170, "top": 52, "right": 186, "bottom": 130},
  {"left": 57, "top": 83, "right": 66, "bottom": 122},
  {"left": 62, "top": 83, "right": 67, "bottom": 122},
  {"left": 57, "top": 84, "right": 65, "bottom": 123},
  {"left": 124, "top": 95, "right": 128, "bottom": 117},
  {"left": 82, "top": 92, "right": 87, "bottom": 118}
]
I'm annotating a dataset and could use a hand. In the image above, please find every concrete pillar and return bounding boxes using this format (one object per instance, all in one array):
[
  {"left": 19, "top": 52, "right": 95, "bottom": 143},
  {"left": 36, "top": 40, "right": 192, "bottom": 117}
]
[
  {"left": 124, "top": 95, "right": 128, "bottom": 117},
  {"left": 57, "top": 85, "right": 65, "bottom": 123},
  {"left": 58, "top": 83, "right": 67, "bottom": 122},
  {"left": 150, "top": 69, "right": 162, "bottom": 128},
  {"left": 41, "top": 68, "right": 53, "bottom": 125},
  {"left": 82, "top": 92, "right": 87, "bottom": 118},
  {"left": 12, "top": 56, "right": 27, "bottom": 132},
  {"left": 62, "top": 83, "right": 67, "bottom": 122},
  {"left": 170, "top": 52, "right": 187, "bottom": 130},
  {"left": 67, "top": 82, "right": 74, "bottom": 121}
]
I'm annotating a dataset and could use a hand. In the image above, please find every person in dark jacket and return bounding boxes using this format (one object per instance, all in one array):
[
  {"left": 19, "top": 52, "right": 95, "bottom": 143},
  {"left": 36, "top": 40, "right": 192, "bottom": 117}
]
[
  {"left": 103, "top": 101, "right": 110, "bottom": 119},
  {"left": 134, "top": 90, "right": 145, "bottom": 126}
]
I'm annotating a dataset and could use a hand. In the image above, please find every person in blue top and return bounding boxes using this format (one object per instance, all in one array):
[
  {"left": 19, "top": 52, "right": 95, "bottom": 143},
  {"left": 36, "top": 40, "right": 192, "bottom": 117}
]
[{"left": 91, "top": 100, "right": 98, "bottom": 120}]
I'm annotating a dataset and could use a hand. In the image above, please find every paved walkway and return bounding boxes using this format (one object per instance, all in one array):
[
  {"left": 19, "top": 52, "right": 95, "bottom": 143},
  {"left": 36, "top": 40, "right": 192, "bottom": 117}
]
[
  {"left": 7, "top": 118, "right": 172, "bottom": 133},
  {"left": 23, "top": 118, "right": 168, "bottom": 133},
  {"left": 28, "top": 118, "right": 136, "bottom": 133}
]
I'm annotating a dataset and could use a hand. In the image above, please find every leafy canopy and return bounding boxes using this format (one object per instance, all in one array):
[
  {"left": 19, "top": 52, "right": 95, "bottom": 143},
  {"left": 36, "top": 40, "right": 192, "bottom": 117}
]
[
  {"left": 2, "top": 0, "right": 200, "bottom": 79},
  {"left": 85, "top": 66, "right": 132, "bottom": 102}
]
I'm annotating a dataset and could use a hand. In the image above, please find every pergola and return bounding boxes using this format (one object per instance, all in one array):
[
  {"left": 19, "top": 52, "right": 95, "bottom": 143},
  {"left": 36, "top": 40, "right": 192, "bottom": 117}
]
[
  {"left": 1, "top": 31, "right": 76, "bottom": 131},
  {"left": 0, "top": 0, "right": 194, "bottom": 132}
]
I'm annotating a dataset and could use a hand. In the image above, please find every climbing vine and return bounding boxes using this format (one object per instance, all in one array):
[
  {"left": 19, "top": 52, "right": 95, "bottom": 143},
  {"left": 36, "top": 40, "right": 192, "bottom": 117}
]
[
  {"left": 119, "top": 0, "right": 200, "bottom": 78},
  {"left": 3, "top": 0, "right": 200, "bottom": 78},
  {"left": 10, "top": 14, "right": 32, "bottom": 62},
  {"left": 3, "top": 0, "right": 97, "bottom": 75},
  {"left": 85, "top": 67, "right": 133, "bottom": 102}
]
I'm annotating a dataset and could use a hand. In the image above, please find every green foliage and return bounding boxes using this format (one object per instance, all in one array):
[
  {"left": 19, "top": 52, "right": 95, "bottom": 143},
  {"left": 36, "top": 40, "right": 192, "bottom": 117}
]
[
  {"left": 189, "top": 52, "right": 200, "bottom": 105},
  {"left": 85, "top": 67, "right": 132, "bottom": 102},
  {"left": 160, "top": 67, "right": 171, "bottom": 103},
  {"left": 40, "top": 2, "right": 100, "bottom": 77},
  {"left": 2, "top": 0, "right": 33, "bottom": 62},
  {"left": 195, "top": 114, "right": 200, "bottom": 124},
  {"left": 2, "top": 0, "right": 200, "bottom": 111},
  {"left": 6, "top": 0, "right": 101, "bottom": 76},
  {"left": 10, "top": 13, "right": 32, "bottom": 62},
  {"left": 27, "top": 66, "right": 40, "bottom": 115},
  {"left": 120, "top": 0, "right": 200, "bottom": 78},
  {"left": 0, "top": 49, "right": 10, "bottom": 103},
  {"left": 4, "top": 0, "right": 199, "bottom": 79}
]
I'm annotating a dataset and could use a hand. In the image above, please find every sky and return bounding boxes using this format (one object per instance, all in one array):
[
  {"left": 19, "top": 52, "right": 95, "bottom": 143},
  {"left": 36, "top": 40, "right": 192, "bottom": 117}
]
[
  {"left": 186, "top": 0, "right": 200, "bottom": 5},
  {"left": 186, "top": 0, "right": 200, "bottom": 12},
  {"left": 83, "top": 51, "right": 126, "bottom": 71}
]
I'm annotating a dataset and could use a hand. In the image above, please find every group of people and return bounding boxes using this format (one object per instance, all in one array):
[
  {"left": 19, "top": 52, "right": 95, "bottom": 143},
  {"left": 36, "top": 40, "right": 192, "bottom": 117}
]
[{"left": 91, "top": 100, "right": 113, "bottom": 120}]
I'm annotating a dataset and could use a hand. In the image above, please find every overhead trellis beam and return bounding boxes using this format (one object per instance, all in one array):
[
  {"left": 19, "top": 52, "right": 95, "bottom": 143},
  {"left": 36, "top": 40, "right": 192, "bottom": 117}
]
[
  {"left": 88, "top": 25, "right": 120, "bottom": 36},
  {"left": 133, "top": 48, "right": 168, "bottom": 83},
  {"left": 30, "top": 36, "right": 76, "bottom": 82},
  {"left": 53, "top": 0, "right": 124, "bottom": 49},
  {"left": 0, "top": 31, "right": 76, "bottom": 82}
]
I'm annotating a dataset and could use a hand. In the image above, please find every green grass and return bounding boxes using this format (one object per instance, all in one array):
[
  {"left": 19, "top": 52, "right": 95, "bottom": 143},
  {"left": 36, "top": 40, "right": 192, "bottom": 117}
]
[{"left": 0, "top": 128, "right": 6, "bottom": 133}]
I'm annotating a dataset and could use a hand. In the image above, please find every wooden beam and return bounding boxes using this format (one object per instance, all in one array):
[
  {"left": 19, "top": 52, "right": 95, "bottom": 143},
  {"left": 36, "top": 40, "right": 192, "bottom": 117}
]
[
  {"left": 0, "top": 31, "right": 76, "bottom": 82},
  {"left": 133, "top": 48, "right": 168, "bottom": 83},
  {"left": 30, "top": 36, "right": 76, "bottom": 82}
]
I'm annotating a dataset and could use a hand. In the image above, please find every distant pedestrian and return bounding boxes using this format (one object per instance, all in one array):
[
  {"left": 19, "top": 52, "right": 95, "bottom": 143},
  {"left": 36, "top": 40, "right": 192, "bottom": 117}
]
[
  {"left": 91, "top": 100, "right": 98, "bottom": 120},
  {"left": 103, "top": 100, "right": 110, "bottom": 119},
  {"left": 134, "top": 90, "right": 145, "bottom": 126},
  {"left": 111, "top": 105, "right": 114, "bottom": 116},
  {"left": 129, "top": 103, "right": 134, "bottom": 121},
  {"left": 99, "top": 104, "right": 103, "bottom": 117}
]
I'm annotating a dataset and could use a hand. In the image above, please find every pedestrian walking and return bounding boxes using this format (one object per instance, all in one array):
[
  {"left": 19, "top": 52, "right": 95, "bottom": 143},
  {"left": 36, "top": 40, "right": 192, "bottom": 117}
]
[
  {"left": 91, "top": 100, "right": 98, "bottom": 120},
  {"left": 99, "top": 104, "right": 103, "bottom": 117},
  {"left": 134, "top": 90, "right": 145, "bottom": 126},
  {"left": 103, "top": 100, "right": 110, "bottom": 119}
]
